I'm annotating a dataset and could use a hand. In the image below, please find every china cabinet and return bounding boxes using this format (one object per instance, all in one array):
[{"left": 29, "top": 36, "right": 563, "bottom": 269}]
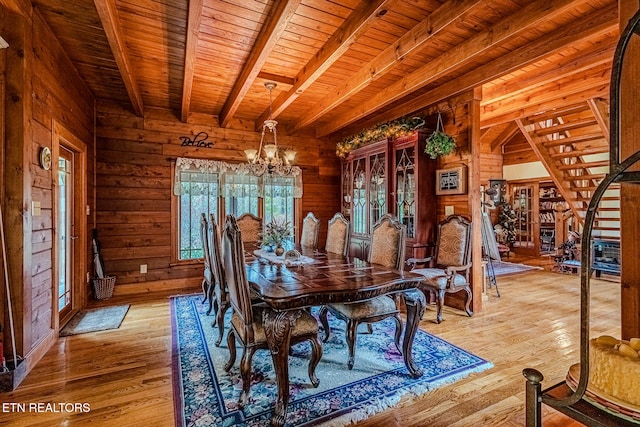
[{"left": 341, "top": 131, "right": 437, "bottom": 262}]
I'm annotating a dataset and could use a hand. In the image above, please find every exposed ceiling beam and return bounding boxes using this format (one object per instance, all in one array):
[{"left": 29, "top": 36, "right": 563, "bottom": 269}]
[
  {"left": 256, "top": 0, "right": 393, "bottom": 129},
  {"left": 93, "top": 0, "right": 144, "bottom": 117},
  {"left": 292, "top": 0, "right": 483, "bottom": 133},
  {"left": 180, "top": 0, "right": 204, "bottom": 123},
  {"left": 482, "top": 44, "right": 615, "bottom": 106},
  {"left": 482, "top": 63, "right": 611, "bottom": 125},
  {"left": 482, "top": 88, "right": 610, "bottom": 129},
  {"left": 491, "top": 122, "right": 520, "bottom": 152},
  {"left": 219, "top": 0, "right": 302, "bottom": 128},
  {"left": 587, "top": 97, "right": 610, "bottom": 144},
  {"left": 360, "top": 4, "right": 617, "bottom": 135},
  {"left": 256, "top": 72, "right": 294, "bottom": 87},
  {"left": 316, "top": 0, "right": 599, "bottom": 137}
]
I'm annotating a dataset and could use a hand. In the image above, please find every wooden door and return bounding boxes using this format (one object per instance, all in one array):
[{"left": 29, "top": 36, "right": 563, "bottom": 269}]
[{"left": 510, "top": 181, "right": 540, "bottom": 256}]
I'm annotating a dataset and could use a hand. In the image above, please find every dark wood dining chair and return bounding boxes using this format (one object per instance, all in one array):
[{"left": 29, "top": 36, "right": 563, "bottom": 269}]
[
  {"left": 300, "top": 212, "right": 320, "bottom": 249},
  {"left": 208, "top": 214, "right": 230, "bottom": 346},
  {"left": 221, "top": 215, "right": 323, "bottom": 408},
  {"left": 406, "top": 215, "right": 473, "bottom": 324},
  {"left": 236, "top": 212, "right": 263, "bottom": 245},
  {"left": 319, "top": 213, "right": 405, "bottom": 370},
  {"left": 200, "top": 213, "right": 214, "bottom": 314},
  {"left": 325, "top": 212, "right": 350, "bottom": 256}
]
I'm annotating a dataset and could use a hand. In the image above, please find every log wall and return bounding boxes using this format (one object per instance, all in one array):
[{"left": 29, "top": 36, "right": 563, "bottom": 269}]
[
  {"left": 1, "top": 6, "right": 94, "bottom": 365},
  {"left": 95, "top": 103, "right": 341, "bottom": 294}
]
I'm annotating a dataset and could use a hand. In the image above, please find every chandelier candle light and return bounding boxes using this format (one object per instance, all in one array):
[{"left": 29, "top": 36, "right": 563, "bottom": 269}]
[{"left": 245, "top": 82, "right": 296, "bottom": 175}]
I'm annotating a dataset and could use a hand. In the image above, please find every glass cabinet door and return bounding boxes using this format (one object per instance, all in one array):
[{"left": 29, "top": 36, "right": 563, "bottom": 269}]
[
  {"left": 342, "top": 161, "right": 351, "bottom": 216},
  {"left": 352, "top": 158, "right": 367, "bottom": 234},
  {"left": 369, "top": 153, "right": 386, "bottom": 230},
  {"left": 395, "top": 146, "right": 416, "bottom": 239}
]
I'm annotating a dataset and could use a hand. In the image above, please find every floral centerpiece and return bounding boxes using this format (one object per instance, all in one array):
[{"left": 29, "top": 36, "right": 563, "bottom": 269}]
[{"left": 260, "top": 219, "right": 292, "bottom": 255}]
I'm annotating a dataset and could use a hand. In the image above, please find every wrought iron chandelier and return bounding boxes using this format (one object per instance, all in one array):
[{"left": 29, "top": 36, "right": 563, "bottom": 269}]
[{"left": 244, "top": 82, "right": 296, "bottom": 175}]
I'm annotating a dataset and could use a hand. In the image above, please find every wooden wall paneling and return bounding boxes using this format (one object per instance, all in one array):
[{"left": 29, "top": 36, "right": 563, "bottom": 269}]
[
  {"left": 3, "top": 8, "right": 33, "bottom": 361},
  {"left": 96, "top": 105, "right": 340, "bottom": 293},
  {"left": 619, "top": 2, "right": 640, "bottom": 340}
]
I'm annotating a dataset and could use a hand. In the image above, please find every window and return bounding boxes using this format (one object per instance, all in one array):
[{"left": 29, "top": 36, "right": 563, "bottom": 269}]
[
  {"left": 223, "top": 173, "right": 259, "bottom": 217},
  {"left": 177, "top": 170, "right": 219, "bottom": 260},
  {"left": 264, "top": 176, "right": 295, "bottom": 243},
  {"left": 173, "top": 157, "right": 303, "bottom": 261}
]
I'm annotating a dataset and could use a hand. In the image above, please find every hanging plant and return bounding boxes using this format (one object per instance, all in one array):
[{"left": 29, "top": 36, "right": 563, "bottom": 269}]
[
  {"left": 424, "top": 112, "right": 456, "bottom": 159},
  {"left": 336, "top": 116, "right": 425, "bottom": 158}
]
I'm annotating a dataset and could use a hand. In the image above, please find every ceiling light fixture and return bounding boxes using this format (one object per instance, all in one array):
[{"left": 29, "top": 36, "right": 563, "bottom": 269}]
[{"left": 245, "top": 82, "right": 296, "bottom": 175}]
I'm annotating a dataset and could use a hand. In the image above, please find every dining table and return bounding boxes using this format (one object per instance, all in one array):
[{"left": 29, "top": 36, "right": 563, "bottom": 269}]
[{"left": 245, "top": 247, "right": 427, "bottom": 427}]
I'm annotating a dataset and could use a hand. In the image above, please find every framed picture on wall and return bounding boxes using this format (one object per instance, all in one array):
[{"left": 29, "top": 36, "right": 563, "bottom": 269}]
[{"left": 436, "top": 166, "right": 467, "bottom": 195}]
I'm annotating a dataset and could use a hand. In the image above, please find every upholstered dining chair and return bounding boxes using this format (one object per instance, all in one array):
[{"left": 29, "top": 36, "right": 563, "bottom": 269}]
[
  {"left": 300, "top": 212, "right": 320, "bottom": 249},
  {"left": 236, "top": 212, "right": 263, "bottom": 246},
  {"left": 200, "top": 213, "right": 214, "bottom": 314},
  {"left": 208, "top": 214, "right": 230, "bottom": 346},
  {"left": 221, "top": 215, "right": 323, "bottom": 407},
  {"left": 319, "top": 213, "right": 405, "bottom": 370},
  {"left": 325, "top": 212, "right": 350, "bottom": 256},
  {"left": 406, "top": 215, "right": 473, "bottom": 324}
]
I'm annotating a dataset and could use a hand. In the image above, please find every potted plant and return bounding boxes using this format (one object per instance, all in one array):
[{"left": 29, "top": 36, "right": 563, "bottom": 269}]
[
  {"left": 260, "top": 219, "right": 292, "bottom": 256},
  {"left": 424, "top": 112, "right": 456, "bottom": 159}
]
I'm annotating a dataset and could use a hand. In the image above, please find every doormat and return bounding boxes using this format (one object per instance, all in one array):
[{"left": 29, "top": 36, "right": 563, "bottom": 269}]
[
  {"left": 171, "top": 295, "right": 493, "bottom": 426},
  {"left": 59, "top": 305, "right": 130, "bottom": 336}
]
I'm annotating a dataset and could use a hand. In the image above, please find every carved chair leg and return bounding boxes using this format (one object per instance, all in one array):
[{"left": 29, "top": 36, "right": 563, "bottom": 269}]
[
  {"left": 364, "top": 323, "right": 373, "bottom": 334},
  {"left": 307, "top": 336, "right": 323, "bottom": 387},
  {"left": 201, "top": 278, "right": 208, "bottom": 304},
  {"left": 463, "top": 286, "right": 474, "bottom": 317},
  {"left": 346, "top": 319, "right": 358, "bottom": 370},
  {"left": 215, "top": 303, "right": 229, "bottom": 347},
  {"left": 318, "top": 306, "right": 331, "bottom": 342},
  {"left": 224, "top": 329, "right": 237, "bottom": 372},
  {"left": 238, "top": 346, "right": 256, "bottom": 408},
  {"left": 206, "top": 282, "right": 215, "bottom": 315},
  {"left": 436, "top": 289, "right": 445, "bottom": 324},
  {"left": 210, "top": 298, "right": 219, "bottom": 325},
  {"left": 392, "top": 314, "right": 403, "bottom": 354}
]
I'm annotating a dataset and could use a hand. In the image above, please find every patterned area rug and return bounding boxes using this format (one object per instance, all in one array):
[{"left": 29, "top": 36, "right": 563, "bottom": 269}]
[
  {"left": 490, "top": 261, "right": 543, "bottom": 276},
  {"left": 171, "top": 295, "right": 493, "bottom": 427},
  {"left": 59, "top": 305, "right": 130, "bottom": 336}
]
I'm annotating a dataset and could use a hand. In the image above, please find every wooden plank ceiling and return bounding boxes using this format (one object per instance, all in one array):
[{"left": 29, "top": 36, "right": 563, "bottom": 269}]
[
  {"left": 30, "top": 0, "right": 619, "bottom": 229},
  {"left": 28, "top": 0, "right": 616, "bottom": 133}
]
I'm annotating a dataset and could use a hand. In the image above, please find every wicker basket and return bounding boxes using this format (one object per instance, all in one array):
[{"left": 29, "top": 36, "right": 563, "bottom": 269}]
[{"left": 92, "top": 276, "right": 116, "bottom": 300}]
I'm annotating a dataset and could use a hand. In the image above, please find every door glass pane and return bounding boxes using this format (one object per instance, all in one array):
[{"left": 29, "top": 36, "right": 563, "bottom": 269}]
[
  {"left": 395, "top": 147, "right": 416, "bottom": 238},
  {"left": 369, "top": 153, "right": 386, "bottom": 229},
  {"left": 512, "top": 185, "right": 534, "bottom": 250},
  {"left": 352, "top": 158, "right": 366, "bottom": 234},
  {"left": 57, "top": 154, "right": 72, "bottom": 312}
]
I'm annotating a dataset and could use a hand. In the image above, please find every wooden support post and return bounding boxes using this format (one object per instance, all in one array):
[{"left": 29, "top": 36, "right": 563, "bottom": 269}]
[{"left": 619, "top": 1, "right": 640, "bottom": 340}]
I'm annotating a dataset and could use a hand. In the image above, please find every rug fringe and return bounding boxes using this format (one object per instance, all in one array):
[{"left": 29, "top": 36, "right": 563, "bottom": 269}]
[{"left": 317, "top": 362, "right": 493, "bottom": 427}]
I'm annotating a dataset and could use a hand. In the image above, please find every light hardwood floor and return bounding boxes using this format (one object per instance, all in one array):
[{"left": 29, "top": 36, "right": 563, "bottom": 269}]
[{"left": 0, "top": 267, "right": 620, "bottom": 426}]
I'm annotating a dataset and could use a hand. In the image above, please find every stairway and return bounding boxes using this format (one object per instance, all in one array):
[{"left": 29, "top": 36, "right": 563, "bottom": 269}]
[{"left": 515, "top": 99, "right": 620, "bottom": 240}]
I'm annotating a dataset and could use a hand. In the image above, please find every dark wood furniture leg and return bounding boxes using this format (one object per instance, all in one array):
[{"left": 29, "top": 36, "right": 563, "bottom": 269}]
[
  {"left": 263, "top": 310, "right": 302, "bottom": 427},
  {"left": 402, "top": 290, "right": 426, "bottom": 378}
]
